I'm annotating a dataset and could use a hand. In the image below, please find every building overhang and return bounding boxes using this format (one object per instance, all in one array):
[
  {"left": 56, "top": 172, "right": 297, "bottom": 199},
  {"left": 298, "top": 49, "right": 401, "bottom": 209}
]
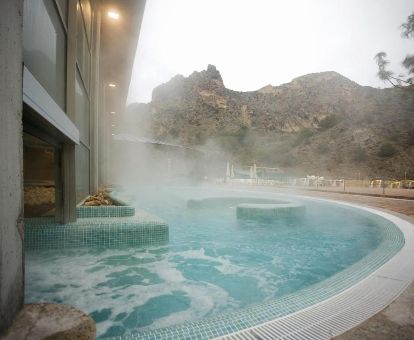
[
  {"left": 100, "top": 0, "right": 146, "bottom": 110},
  {"left": 23, "top": 67, "right": 80, "bottom": 144}
]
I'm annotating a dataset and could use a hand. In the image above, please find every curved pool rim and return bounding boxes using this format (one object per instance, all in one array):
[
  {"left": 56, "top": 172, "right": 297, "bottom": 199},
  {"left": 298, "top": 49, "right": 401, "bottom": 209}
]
[{"left": 118, "top": 191, "right": 414, "bottom": 340}]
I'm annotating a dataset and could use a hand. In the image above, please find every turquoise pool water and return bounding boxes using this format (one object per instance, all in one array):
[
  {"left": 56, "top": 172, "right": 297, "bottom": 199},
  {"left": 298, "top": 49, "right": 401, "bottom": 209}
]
[{"left": 25, "top": 187, "right": 387, "bottom": 339}]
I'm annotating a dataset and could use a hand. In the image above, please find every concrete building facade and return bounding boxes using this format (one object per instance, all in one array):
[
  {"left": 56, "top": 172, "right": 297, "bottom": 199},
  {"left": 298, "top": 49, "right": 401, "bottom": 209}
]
[
  {"left": 0, "top": 0, "right": 146, "bottom": 334},
  {"left": 0, "top": 0, "right": 25, "bottom": 332}
]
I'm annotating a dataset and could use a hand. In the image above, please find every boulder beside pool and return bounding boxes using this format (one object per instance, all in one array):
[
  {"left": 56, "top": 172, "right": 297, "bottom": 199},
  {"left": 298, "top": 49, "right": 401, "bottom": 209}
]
[
  {"left": 236, "top": 202, "right": 305, "bottom": 221},
  {"left": 3, "top": 303, "right": 96, "bottom": 340}
]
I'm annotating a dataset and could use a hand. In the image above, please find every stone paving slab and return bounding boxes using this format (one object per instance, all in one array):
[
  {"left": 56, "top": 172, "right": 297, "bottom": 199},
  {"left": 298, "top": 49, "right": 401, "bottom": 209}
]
[
  {"left": 284, "top": 185, "right": 414, "bottom": 199},
  {"left": 289, "top": 189, "right": 414, "bottom": 217}
]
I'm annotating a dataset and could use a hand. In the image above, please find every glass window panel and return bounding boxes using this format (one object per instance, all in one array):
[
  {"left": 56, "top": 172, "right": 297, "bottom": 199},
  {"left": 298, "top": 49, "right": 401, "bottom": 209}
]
[
  {"left": 23, "top": 0, "right": 66, "bottom": 111},
  {"left": 76, "top": 1, "right": 91, "bottom": 90},
  {"left": 75, "top": 69, "right": 90, "bottom": 145},
  {"left": 80, "top": 0, "right": 92, "bottom": 43},
  {"left": 55, "top": 0, "right": 68, "bottom": 27},
  {"left": 75, "top": 143, "right": 90, "bottom": 202}
]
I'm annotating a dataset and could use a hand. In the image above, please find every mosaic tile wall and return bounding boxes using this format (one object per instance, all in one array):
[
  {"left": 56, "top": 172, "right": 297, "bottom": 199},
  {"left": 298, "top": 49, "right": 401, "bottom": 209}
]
[
  {"left": 76, "top": 205, "right": 136, "bottom": 218},
  {"left": 236, "top": 203, "right": 306, "bottom": 220},
  {"left": 187, "top": 197, "right": 288, "bottom": 209},
  {"left": 112, "top": 211, "right": 404, "bottom": 340},
  {"left": 25, "top": 209, "right": 169, "bottom": 250}
]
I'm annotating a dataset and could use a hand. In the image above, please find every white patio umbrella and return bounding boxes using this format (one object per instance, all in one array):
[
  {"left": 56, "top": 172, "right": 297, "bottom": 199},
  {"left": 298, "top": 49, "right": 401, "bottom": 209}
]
[{"left": 226, "top": 162, "right": 231, "bottom": 177}]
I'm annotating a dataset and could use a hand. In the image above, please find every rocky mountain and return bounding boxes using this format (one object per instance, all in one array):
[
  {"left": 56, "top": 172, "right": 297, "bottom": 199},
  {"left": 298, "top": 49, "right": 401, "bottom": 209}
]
[{"left": 126, "top": 65, "right": 414, "bottom": 178}]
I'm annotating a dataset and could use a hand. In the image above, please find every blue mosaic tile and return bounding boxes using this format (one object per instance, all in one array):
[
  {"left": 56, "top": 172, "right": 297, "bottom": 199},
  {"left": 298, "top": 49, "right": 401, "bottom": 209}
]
[
  {"left": 25, "top": 209, "right": 169, "bottom": 250},
  {"left": 109, "top": 211, "right": 404, "bottom": 340},
  {"left": 76, "top": 205, "right": 135, "bottom": 218},
  {"left": 24, "top": 192, "right": 406, "bottom": 340}
]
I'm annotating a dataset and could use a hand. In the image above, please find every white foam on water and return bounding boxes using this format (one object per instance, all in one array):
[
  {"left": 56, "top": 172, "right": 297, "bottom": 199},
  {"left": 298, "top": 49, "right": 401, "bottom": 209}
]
[
  {"left": 25, "top": 247, "right": 241, "bottom": 338},
  {"left": 26, "top": 242, "right": 311, "bottom": 338},
  {"left": 141, "top": 282, "right": 235, "bottom": 332},
  {"left": 173, "top": 247, "right": 245, "bottom": 275},
  {"left": 147, "top": 260, "right": 185, "bottom": 282},
  {"left": 25, "top": 191, "right": 382, "bottom": 338}
]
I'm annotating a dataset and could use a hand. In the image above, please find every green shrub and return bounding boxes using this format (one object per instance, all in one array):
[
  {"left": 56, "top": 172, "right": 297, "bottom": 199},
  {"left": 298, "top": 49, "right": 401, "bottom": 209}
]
[
  {"left": 407, "top": 130, "right": 414, "bottom": 146},
  {"left": 378, "top": 143, "right": 397, "bottom": 158},
  {"left": 389, "top": 133, "right": 400, "bottom": 142},
  {"left": 276, "top": 154, "right": 298, "bottom": 167},
  {"left": 352, "top": 146, "right": 367, "bottom": 162},
  {"left": 318, "top": 114, "right": 341, "bottom": 130},
  {"left": 293, "top": 128, "right": 314, "bottom": 146},
  {"left": 316, "top": 144, "right": 330, "bottom": 153},
  {"left": 169, "top": 128, "right": 179, "bottom": 138}
]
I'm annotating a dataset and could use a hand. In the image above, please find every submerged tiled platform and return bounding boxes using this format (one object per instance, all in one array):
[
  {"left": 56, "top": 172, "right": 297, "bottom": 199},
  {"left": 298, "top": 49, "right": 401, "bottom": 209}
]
[
  {"left": 187, "top": 197, "right": 288, "bottom": 209},
  {"left": 76, "top": 205, "right": 135, "bottom": 218},
  {"left": 25, "top": 209, "right": 168, "bottom": 250},
  {"left": 113, "top": 199, "right": 409, "bottom": 340},
  {"left": 236, "top": 202, "right": 305, "bottom": 220},
  {"left": 187, "top": 196, "right": 305, "bottom": 221}
]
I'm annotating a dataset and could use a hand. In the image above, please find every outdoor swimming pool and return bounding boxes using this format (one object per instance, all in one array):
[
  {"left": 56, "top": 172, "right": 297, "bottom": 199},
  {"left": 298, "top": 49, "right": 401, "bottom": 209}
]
[{"left": 24, "top": 187, "right": 404, "bottom": 339}]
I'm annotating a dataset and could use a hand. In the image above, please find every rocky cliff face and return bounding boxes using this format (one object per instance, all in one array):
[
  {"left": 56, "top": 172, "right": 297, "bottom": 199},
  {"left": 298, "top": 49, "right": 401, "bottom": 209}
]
[{"left": 128, "top": 65, "right": 414, "bottom": 178}]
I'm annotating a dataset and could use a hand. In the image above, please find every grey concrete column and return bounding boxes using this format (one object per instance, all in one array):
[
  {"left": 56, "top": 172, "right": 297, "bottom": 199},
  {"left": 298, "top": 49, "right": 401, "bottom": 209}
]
[
  {"left": 62, "top": 144, "right": 77, "bottom": 223},
  {"left": 0, "top": 0, "right": 24, "bottom": 334}
]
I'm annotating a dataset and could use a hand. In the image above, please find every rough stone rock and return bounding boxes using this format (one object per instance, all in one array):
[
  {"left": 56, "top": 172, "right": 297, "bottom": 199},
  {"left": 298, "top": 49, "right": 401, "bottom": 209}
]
[
  {"left": 127, "top": 64, "right": 414, "bottom": 178},
  {"left": 24, "top": 186, "right": 55, "bottom": 205},
  {"left": 82, "top": 191, "right": 113, "bottom": 206},
  {"left": 1, "top": 303, "right": 96, "bottom": 340}
]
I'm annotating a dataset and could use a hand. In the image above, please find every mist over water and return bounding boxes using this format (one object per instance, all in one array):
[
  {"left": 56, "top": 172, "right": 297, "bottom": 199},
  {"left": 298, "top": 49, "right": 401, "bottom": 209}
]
[
  {"left": 23, "top": 2, "right": 414, "bottom": 339},
  {"left": 26, "top": 187, "right": 385, "bottom": 338},
  {"left": 110, "top": 127, "right": 234, "bottom": 188},
  {"left": 118, "top": 0, "right": 414, "bottom": 182}
]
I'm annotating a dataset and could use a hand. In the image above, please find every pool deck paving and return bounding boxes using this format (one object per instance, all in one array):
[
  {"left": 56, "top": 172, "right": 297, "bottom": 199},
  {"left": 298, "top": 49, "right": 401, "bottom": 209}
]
[
  {"left": 274, "top": 187, "right": 414, "bottom": 340},
  {"left": 281, "top": 185, "right": 414, "bottom": 200}
]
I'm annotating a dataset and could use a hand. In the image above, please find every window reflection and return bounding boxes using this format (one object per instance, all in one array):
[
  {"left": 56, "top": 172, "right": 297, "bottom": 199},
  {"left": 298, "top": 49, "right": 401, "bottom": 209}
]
[
  {"left": 77, "top": 0, "right": 91, "bottom": 90},
  {"left": 80, "top": 0, "right": 92, "bottom": 43},
  {"left": 23, "top": 0, "right": 67, "bottom": 111},
  {"left": 75, "top": 70, "right": 90, "bottom": 145},
  {"left": 56, "top": 0, "right": 68, "bottom": 26}
]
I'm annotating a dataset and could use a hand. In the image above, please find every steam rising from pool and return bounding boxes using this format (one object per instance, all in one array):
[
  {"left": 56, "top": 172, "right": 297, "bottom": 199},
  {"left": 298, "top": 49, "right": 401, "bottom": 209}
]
[{"left": 25, "top": 188, "right": 384, "bottom": 338}]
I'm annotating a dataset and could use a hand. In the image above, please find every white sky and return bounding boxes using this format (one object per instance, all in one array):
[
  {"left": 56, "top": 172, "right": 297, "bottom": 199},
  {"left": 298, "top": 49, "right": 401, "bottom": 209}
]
[{"left": 127, "top": 0, "right": 414, "bottom": 104}]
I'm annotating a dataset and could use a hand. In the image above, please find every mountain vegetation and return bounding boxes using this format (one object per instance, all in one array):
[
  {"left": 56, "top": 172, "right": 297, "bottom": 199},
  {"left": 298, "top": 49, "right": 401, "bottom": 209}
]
[{"left": 126, "top": 65, "right": 414, "bottom": 179}]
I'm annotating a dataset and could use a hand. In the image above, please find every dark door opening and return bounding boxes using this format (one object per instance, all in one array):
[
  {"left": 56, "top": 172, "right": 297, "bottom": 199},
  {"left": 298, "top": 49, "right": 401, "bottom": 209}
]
[{"left": 23, "top": 132, "right": 61, "bottom": 219}]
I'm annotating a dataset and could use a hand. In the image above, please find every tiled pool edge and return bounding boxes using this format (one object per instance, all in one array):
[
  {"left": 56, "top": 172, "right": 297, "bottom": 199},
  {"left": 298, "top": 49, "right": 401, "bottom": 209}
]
[
  {"left": 76, "top": 205, "right": 135, "bottom": 218},
  {"left": 218, "top": 199, "right": 414, "bottom": 340},
  {"left": 115, "top": 196, "right": 412, "bottom": 340},
  {"left": 25, "top": 209, "right": 169, "bottom": 250}
]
